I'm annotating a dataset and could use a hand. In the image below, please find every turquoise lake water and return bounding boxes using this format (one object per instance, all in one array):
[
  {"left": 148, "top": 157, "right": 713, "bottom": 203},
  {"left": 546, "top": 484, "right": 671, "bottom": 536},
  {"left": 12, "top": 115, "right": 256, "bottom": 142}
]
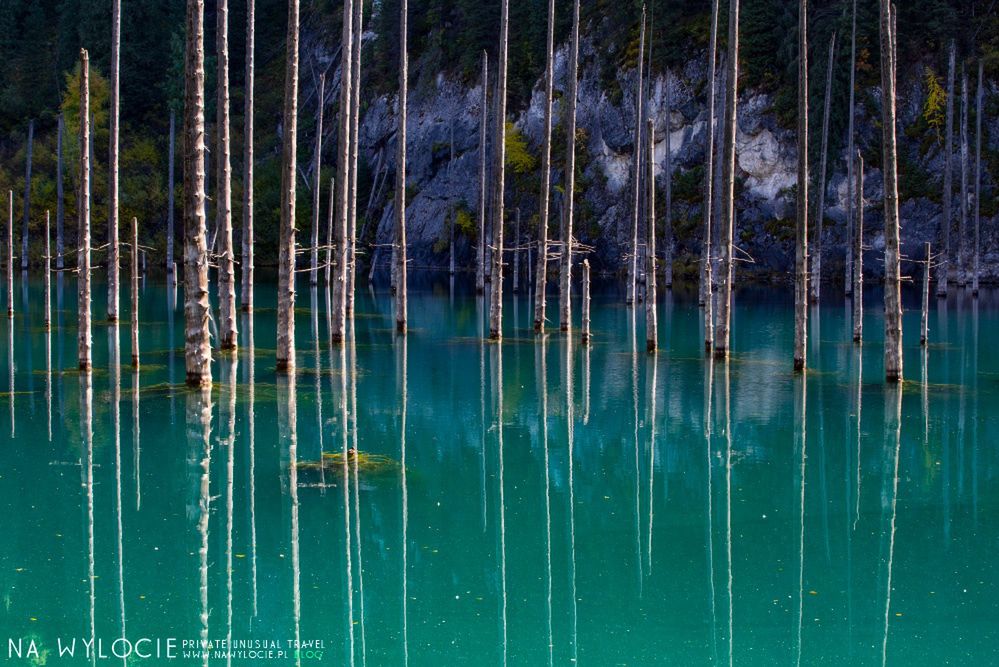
[{"left": 1, "top": 273, "right": 997, "bottom": 665}]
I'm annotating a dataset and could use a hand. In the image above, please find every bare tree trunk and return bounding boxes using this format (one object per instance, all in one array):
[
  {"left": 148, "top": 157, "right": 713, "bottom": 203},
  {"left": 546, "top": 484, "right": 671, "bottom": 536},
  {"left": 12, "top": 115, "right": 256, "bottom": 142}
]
[
  {"left": 310, "top": 73, "right": 325, "bottom": 286},
  {"left": 56, "top": 114, "right": 65, "bottom": 270},
  {"left": 131, "top": 216, "right": 139, "bottom": 365},
  {"left": 627, "top": 8, "right": 646, "bottom": 307},
  {"left": 108, "top": 0, "right": 121, "bottom": 320},
  {"left": 581, "top": 258, "right": 591, "bottom": 345},
  {"left": 167, "top": 109, "right": 176, "bottom": 274},
  {"left": 921, "top": 242, "right": 930, "bottom": 345},
  {"left": 22, "top": 119, "right": 33, "bottom": 270},
  {"left": 880, "top": 0, "right": 902, "bottom": 382},
  {"left": 5, "top": 192, "right": 11, "bottom": 318},
  {"left": 477, "top": 52, "right": 489, "bottom": 295},
  {"left": 241, "top": 0, "right": 255, "bottom": 312},
  {"left": 792, "top": 0, "right": 809, "bottom": 372},
  {"left": 701, "top": 0, "right": 720, "bottom": 350},
  {"left": 812, "top": 31, "right": 836, "bottom": 304},
  {"left": 533, "top": 0, "right": 554, "bottom": 331},
  {"left": 276, "top": 0, "right": 300, "bottom": 369},
  {"left": 973, "top": 59, "right": 982, "bottom": 297},
  {"left": 646, "top": 119, "right": 657, "bottom": 354},
  {"left": 394, "top": 0, "right": 407, "bottom": 334},
  {"left": 853, "top": 153, "right": 863, "bottom": 343},
  {"left": 958, "top": 66, "right": 968, "bottom": 287},
  {"left": 938, "top": 42, "right": 954, "bottom": 296},
  {"left": 183, "top": 2, "right": 211, "bottom": 385},
  {"left": 512, "top": 208, "right": 520, "bottom": 293},
  {"left": 664, "top": 69, "right": 674, "bottom": 289},
  {"left": 845, "top": 0, "right": 856, "bottom": 294},
  {"left": 489, "top": 0, "right": 510, "bottom": 340},
  {"left": 43, "top": 211, "right": 50, "bottom": 329},
  {"left": 713, "top": 0, "right": 739, "bottom": 359},
  {"left": 78, "top": 50, "right": 93, "bottom": 371},
  {"left": 217, "top": 0, "right": 238, "bottom": 350},
  {"left": 560, "top": 0, "right": 580, "bottom": 333},
  {"left": 346, "top": 0, "right": 363, "bottom": 316},
  {"left": 325, "top": 177, "right": 334, "bottom": 288},
  {"left": 330, "top": 0, "right": 354, "bottom": 343}
]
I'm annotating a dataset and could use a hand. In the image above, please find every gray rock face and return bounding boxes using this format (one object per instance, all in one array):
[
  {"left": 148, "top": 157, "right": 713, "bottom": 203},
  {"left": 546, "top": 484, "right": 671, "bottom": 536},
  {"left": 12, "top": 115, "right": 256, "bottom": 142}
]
[{"left": 352, "top": 36, "right": 997, "bottom": 286}]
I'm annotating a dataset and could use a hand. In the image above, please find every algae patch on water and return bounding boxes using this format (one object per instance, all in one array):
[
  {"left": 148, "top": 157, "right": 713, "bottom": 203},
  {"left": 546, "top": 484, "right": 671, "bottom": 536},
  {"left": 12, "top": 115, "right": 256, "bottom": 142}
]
[{"left": 295, "top": 450, "right": 400, "bottom": 477}]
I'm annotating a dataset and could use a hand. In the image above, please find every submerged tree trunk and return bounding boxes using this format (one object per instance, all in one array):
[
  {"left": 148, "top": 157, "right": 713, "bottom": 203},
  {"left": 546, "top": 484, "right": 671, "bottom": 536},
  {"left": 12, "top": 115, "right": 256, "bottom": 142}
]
[
  {"left": 167, "top": 109, "right": 176, "bottom": 274},
  {"left": 713, "top": 0, "right": 740, "bottom": 359},
  {"left": 958, "top": 66, "right": 968, "bottom": 287},
  {"left": 489, "top": 0, "right": 510, "bottom": 340},
  {"left": 241, "top": 0, "right": 255, "bottom": 312},
  {"left": 44, "top": 211, "right": 50, "bottom": 329},
  {"left": 701, "top": 0, "right": 720, "bottom": 350},
  {"left": 560, "top": 0, "right": 581, "bottom": 333},
  {"left": 664, "top": 71, "right": 674, "bottom": 289},
  {"left": 6, "top": 191, "right": 12, "bottom": 317},
  {"left": 217, "top": 0, "right": 238, "bottom": 350},
  {"left": 627, "top": 8, "right": 646, "bottom": 307},
  {"left": 512, "top": 208, "right": 520, "bottom": 293},
  {"left": 533, "top": 0, "right": 554, "bottom": 331},
  {"left": 346, "top": 0, "right": 363, "bottom": 316},
  {"left": 131, "top": 216, "right": 139, "bottom": 366},
  {"left": 310, "top": 73, "right": 325, "bottom": 287},
  {"left": 938, "top": 42, "right": 955, "bottom": 296},
  {"left": 853, "top": 153, "right": 863, "bottom": 343},
  {"left": 792, "top": 0, "right": 809, "bottom": 371},
  {"left": 921, "top": 242, "right": 930, "bottom": 345},
  {"left": 972, "top": 59, "right": 982, "bottom": 297},
  {"left": 183, "top": 1, "right": 211, "bottom": 386},
  {"left": 812, "top": 31, "right": 836, "bottom": 304},
  {"left": 107, "top": 0, "right": 121, "bottom": 320},
  {"left": 476, "top": 52, "right": 488, "bottom": 296},
  {"left": 276, "top": 0, "right": 300, "bottom": 369},
  {"left": 845, "top": 0, "right": 857, "bottom": 294},
  {"left": 581, "top": 258, "right": 591, "bottom": 345},
  {"left": 394, "top": 0, "right": 408, "bottom": 334},
  {"left": 880, "top": 0, "right": 902, "bottom": 382},
  {"left": 78, "top": 50, "right": 92, "bottom": 371},
  {"left": 645, "top": 119, "right": 657, "bottom": 354},
  {"left": 56, "top": 113, "right": 65, "bottom": 270},
  {"left": 22, "top": 119, "right": 33, "bottom": 270}
]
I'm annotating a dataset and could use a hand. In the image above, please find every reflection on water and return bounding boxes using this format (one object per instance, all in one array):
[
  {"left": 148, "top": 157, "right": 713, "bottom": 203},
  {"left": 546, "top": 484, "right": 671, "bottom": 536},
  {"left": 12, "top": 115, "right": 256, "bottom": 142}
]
[{"left": 1, "top": 277, "right": 999, "bottom": 664}]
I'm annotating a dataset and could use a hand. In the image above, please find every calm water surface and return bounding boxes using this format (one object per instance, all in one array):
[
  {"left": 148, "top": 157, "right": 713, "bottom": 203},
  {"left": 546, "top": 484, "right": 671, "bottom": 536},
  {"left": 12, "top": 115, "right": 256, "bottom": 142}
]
[{"left": 1, "top": 273, "right": 998, "bottom": 665}]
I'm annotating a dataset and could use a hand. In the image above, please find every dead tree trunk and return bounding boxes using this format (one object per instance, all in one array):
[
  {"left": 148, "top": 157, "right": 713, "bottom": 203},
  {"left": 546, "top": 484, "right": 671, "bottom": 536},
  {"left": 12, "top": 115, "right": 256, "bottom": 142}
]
[
  {"left": 581, "top": 258, "right": 591, "bottom": 345},
  {"left": 325, "top": 177, "right": 334, "bottom": 290},
  {"left": 131, "top": 216, "right": 139, "bottom": 366},
  {"left": 276, "top": 0, "right": 300, "bottom": 369},
  {"left": 845, "top": 0, "right": 856, "bottom": 294},
  {"left": 664, "top": 69, "right": 674, "bottom": 289},
  {"left": 346, "top": 0, "right": 363, "bottom": 316},
  {"left": 56, "top": 113, "right": 65, "bottom": 270},
  {"left": 394, "top": 0, "right": 408, "bottom": 334},
  {"left": 793, "top": 0, "right": 809, "bottom": 372},
  {"left": 938, "top": 42, "right": 955, "bottom": 296},
  {"left": 701, "top": 0, "right": 720, "bottom": 350},
  {"left": 241, "top": 0, "right": 255, "bottom": 312},
  {"left": 512, "top": 208, "right": 520, "bottom": 293},
  {"left": 560, "top": 0, "right": 581, "bottom": 333},
  {"left": 183, "top": 1, "right": 211, "bottom": 385},
  {"left": 646, "top": 118, "right": 658, "bottom": 354},
  {"left": 958, "top": 66, "right": 968, "bottom": 287},
  {"left": 627, "top": 8, "right": 646, "bottom": 307},
  {"left": 533, "top": 0, "right": 554, "bottom": 331},
  {"left": 713, "top": 0, "right": 740, "bottom": 359},
  {"left": 78, "top": 50, "right": 92, "bottom": 371},
  {"left": 21, "top": 120, "right": 33, "bottom": 270},
  {"left": 108, "top": 0, "right": 121, "bottom": 320},
  {"left": 973, "top": 59, "right": 982, "bottom": 297},
  {"left": 921, "top": 242, "right": 930, "bottom": 345},
  {"left": 880, "top": 0, "right": 902, "bottom": 382},
  {"left": 489, "top": 0, "right": 510, "bottom": 340},
  {"left": 44, "top": 211, "right": 50, "bottom": 329},
  {"left": 217, "top": 0, "right": 238, "bottom": 350},
  {"left": 7, "top": 192, "right": 13, "bottom": 317},
  {"left": 167, "top": 109, "right": 176, "bottom": 274},
  {"left": 476, "top": 52, "right": 489, "bottom": 295},
  {"left": 812, "top": 31, "right": 836, "bottom": 304},
  {"left": 853, "top": 153, "right": 863, "bottom": 343},
  {"left": 310, "top": 73, "right": 325, "bottom": 287}
]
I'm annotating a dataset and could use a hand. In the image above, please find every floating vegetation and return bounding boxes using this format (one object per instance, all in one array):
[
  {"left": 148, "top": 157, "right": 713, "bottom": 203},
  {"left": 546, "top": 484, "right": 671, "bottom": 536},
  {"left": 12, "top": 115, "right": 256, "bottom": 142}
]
[{"left": 295, "top": 450, "right": 400, "bottom": 477}]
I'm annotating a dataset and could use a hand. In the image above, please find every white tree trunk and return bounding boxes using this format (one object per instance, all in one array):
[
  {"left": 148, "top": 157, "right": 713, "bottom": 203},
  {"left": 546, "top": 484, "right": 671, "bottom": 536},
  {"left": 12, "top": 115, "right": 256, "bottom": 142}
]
[
  {"left": 811, "top": 31, "right": 836, "bottom": 304},
  {"left": 793, "top": 0, "right": 809, "bottom": 372},
  {"left": 627, "top": 8, "right": 646, "bottom": 307},
  {"left": 560, "top": 0, "right": 580, "bottom": 333},
  {"left": 476, "top": 53, "right": 488, "bottom": 295},
  {"left": 108, "top": 0, "right": 121, "bottom": 320},
  {"left": 921, "top": 242, "right": 930, "bottom": 345},
  {"left": 241, "top": 0, "right": 255, "bottom": 312},
  {"left": 973, "top": 59, "right": 982, "bottom": 297},
  {"left": 958, "top": 66, "right": 968, "bottom": 287},
  {"left": 645, "top": 119, "right": 657, "bottom": 353},
  {"left": 332, "top": 0, "right": 355, "bottom": 342},
  {"left": 701, "top": 0, "right": 720, "bottom": 350},
  {"left": 131, "top": 216, "right": 139, "bottom": 366},
  {"left": 5, "top": 192, "right": 11, "bottom": 318},
  {"left": 78, "top": 50, "right": 93, "bottom": 371},
  {"left": 167, "top": 109, "right": 176, "bottom": 273},
  {"left": 310, "top": 73, "right": 325, "bottom": 286},
  {"left": 44, "top": 211, "right": 50, "bottom": 329},
  {"left": 533, "top": 0, "right": 554, "bottom": 331},
  {"left": 346, "top": 0, "right": 363, "bottom": 316},
  {"left": 853, "top": 153, "right": 863, "bottom": 343},
  {"left": 217, "top": 0, "right": 238, "bottom": 350},
  {"left": 880, "top": 1, "right": 902, "bottom": 382},
  {"left": 938, "top": 42, "right": 955, "bottom": 296},
  {"left": 57, "top": 113, "right": 65, "bottom": 270},
  {"left": 489, "top": 0, "right": 510, "bottom": 340},
  {"left": 845, "top": 0, "right": 857, "bottom": 294},
  {"left": 276, "top": 0, "right": 300, "bottom": 369},
  {"left": 581, "top": 258, "right": 591, "bottom": 345},
  {"left": 22, "top": 119, "right": 33, "bottom": 270}
]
